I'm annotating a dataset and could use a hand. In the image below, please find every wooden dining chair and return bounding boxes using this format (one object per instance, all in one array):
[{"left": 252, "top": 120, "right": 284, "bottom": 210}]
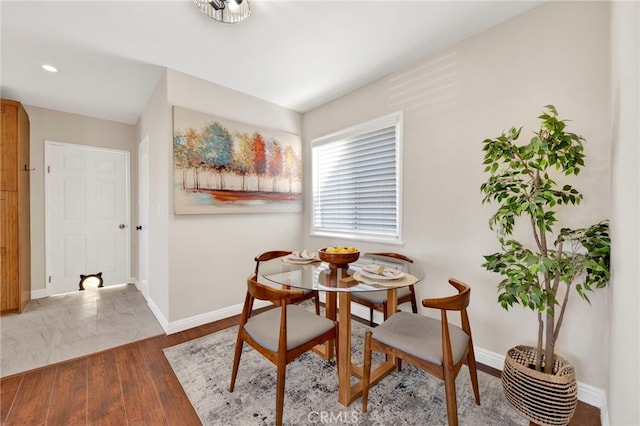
[
  {"left": 361, "top": 278, "right": 480, "bottom": 426},
  {"left": 229, "top": 274, "right": 338, "bottom": 426},
  {"left": 350, "top": 252, "right": 418, "bottom": 325},
  {"left": 254, "top": 250, "right": 320, "bottom": 315}
]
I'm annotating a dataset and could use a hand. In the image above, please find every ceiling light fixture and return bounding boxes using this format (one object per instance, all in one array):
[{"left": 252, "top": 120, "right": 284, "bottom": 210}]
[
  {"left": 42, "top": 64, "right": 58, "bottom": 73},
  {"left": 193, "top": 0, "right": 251, "bottom": 24}
]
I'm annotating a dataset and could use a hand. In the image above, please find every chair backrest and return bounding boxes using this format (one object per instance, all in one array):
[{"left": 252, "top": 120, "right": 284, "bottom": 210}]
[
  {"left": 365, "top": 253, "right": 414, "bottom": 275},
  {"left": 422, "top": 278, "right": 470, "bottom": 312},
  {"left": 246, "top": 274, "right": 304, "bottom": 306},
  {"left": 421, "top": 278, "right": 472, "bottom": 351},
  {"left": 238, "top": 275, "right": 303, "bottom": 330},
  {"left": 365, "top": 252, "right": 414, "bottom": 264},
  {"left": 254, "top": 251, "right": 292, "bottom": 275}
]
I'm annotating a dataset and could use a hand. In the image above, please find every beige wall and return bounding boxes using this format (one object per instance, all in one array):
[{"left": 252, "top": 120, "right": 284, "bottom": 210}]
[
  {"left": 608, "top": 1, "right": 640, "bottom": 424},
  {"left": 303, "top": 1, "right": 612, "bottom": 389},
  {"left": 24, "top": 105, "right": 137, "bottom": 292},
  {"left": 135, "top": 70, "right": 171, "bottom": 319},
  {"left": 137, "top": 69, "right": 303, "bottom": 323}
]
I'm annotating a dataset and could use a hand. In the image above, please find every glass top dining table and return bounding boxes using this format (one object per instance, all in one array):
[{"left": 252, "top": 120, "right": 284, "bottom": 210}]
[
  {"left": 258, "top": 253, "right": 425, "bottom": 407},
  {"left": 258, "top": 252, "right": 424, "bottom": 292}
]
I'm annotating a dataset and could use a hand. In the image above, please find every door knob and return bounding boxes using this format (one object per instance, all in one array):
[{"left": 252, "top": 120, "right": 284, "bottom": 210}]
[
  {"left": 136, "top": 225, "right": 142, "bottom": 231},
  {"left": 119, "top": 224, "right": 126, "bottom": 229}
]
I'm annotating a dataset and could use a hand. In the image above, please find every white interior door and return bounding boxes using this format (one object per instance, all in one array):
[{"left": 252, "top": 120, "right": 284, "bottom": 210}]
[
  {"left": 46, "top": 141, "right": 130, "bottom": 295},
  {"left": 137, "top": 136, "right": 149, "bottom": 297}
]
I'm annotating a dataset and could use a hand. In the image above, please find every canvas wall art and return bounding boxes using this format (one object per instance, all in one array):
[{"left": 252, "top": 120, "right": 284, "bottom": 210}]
[{"left": 172, "top": 106, "right": 302, "bottom": 214}]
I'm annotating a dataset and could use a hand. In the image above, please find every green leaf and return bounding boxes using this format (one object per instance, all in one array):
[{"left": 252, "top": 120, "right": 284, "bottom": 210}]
[{"left": 480, "top": 107, "right": 610, "bottom": 354}]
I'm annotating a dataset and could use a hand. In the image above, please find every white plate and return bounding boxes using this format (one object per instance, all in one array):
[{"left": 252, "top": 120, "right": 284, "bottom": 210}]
[
  {"left": 358, "top": 269, "right": 405, "bottom": 281},
  {"left": 284, "top": 254, "right": 318, "bottom": 263}
]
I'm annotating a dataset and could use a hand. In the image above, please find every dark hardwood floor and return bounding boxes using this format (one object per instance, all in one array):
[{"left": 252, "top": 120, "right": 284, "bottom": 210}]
[{"left": 1, "top": 313, "right": 600, "bottom": 425}]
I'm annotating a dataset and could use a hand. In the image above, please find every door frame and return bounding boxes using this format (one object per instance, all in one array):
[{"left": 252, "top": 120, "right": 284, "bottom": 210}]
[
  {"left": 44, "top": 140, "right": 131, "bottom": 294},
  {"left": 137, "top": 135, "right": 149, "bottom": 298}
]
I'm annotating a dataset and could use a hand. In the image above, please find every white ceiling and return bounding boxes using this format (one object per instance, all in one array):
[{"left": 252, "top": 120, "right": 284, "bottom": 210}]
[{"left": 1, "top": 0, "right": 542, "bottom": 125}]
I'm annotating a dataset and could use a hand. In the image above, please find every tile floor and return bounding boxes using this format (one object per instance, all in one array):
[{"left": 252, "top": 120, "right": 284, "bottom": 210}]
[{"left": 0, "top": 282, "right": 164, "bottom": 378}]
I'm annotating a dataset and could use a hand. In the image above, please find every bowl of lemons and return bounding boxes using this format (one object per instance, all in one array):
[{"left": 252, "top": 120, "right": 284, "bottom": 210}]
[{"left": 318, "top": 246, "right": 359, "bottom": 268}]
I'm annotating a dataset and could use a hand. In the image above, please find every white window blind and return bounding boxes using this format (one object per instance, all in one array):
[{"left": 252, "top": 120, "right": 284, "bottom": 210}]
[{"left": 311, "top": 113, "right": 402, "bottom": 242}]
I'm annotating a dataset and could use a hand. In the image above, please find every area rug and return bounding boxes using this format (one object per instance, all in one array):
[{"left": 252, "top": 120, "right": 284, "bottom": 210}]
[{"left": 164, "top": 319, "right": 527, "bottom": 426}]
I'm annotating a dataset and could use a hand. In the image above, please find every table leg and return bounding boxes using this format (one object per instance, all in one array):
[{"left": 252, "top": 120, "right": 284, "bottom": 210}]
[
  {"left": 313, "top": 292, "right": 336, "bottom": 360},
  {"left": 325, "top": 291, "right": 337, "bottom": 321},
  {"left": 337, "top": 292, "right": 353, "bottom": 405},
  {"left": 386, "top": 288, "right": 398, "bottom": 318},
  {"left": 336, "top": 289, "right": 400, "bottom": 407}
]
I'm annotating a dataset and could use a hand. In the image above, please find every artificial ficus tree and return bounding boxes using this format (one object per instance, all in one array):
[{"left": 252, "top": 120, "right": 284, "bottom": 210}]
[{"left": 480, "top": 105, "right": 610, "bottom": 374}]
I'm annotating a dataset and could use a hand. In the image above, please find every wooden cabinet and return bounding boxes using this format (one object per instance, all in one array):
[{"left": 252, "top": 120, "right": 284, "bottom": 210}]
[{"left": 1, "top": 99, "right": 31, "bottom": 314}]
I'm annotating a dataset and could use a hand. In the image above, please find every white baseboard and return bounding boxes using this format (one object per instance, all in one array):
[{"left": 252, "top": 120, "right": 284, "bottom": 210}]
[
  {"left": 145, "top": 297, "right": 169, "bottom": 333},
  {"left": 31, "top": 287, "right": 49, "bottom": 299},
  {"left": 165, "top": 303, "right": 240, "bottom": 335},
  {"left": 577, "top": 382, "right": 608, "bottom": 423},
  {"left": 131, "top": 277, "right": 149, "bottom": 299},
  {"left": 599, "top": 400, "right": 610, "bottom": 426},
  {"left": 474, "top": 346, "right": 505, "bottom": 370},
  {"left": 163, "top": 300, "right": 271, "bottom": 335}
]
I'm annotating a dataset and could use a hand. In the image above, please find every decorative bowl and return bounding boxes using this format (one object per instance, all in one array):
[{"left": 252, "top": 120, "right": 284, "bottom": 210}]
[{"left": 318, "top": 248, "right": 360, "bottom": 268}]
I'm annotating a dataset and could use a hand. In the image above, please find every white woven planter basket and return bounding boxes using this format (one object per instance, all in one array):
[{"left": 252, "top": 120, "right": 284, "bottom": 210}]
[{"left": 502, "top": 345, "right": 578, "bottom": 426}]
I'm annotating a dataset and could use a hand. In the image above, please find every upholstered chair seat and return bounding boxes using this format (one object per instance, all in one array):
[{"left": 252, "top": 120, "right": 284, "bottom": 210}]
[
  {"left": 371, "top": 311, "right": 469, "bottom": 366},
  {"left": 244, "top": 304, "right": 335, "bottom": 352},
  {"left": 350, "top": 286, "right": 413, "bottom": 305}
]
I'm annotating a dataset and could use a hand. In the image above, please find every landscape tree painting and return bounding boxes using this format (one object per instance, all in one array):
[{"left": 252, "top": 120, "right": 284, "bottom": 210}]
[{"left": 172, "top": 107, "right": 302, "bottom": 214}]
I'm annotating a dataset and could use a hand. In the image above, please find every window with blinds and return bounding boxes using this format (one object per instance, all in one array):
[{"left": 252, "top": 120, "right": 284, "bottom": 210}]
[{"left": 311, "top": 112, "right": 402, "bottom": 243}]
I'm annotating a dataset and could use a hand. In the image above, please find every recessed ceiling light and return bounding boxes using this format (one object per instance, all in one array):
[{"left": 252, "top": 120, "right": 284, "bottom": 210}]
[{"left": 42, "top": 64, "right": 58, "bottom": 73}]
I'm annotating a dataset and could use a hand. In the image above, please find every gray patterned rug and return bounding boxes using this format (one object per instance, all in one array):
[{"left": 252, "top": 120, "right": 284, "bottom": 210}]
[{"left": 164, "top": 318, "right": 526, "bottom": 426}]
